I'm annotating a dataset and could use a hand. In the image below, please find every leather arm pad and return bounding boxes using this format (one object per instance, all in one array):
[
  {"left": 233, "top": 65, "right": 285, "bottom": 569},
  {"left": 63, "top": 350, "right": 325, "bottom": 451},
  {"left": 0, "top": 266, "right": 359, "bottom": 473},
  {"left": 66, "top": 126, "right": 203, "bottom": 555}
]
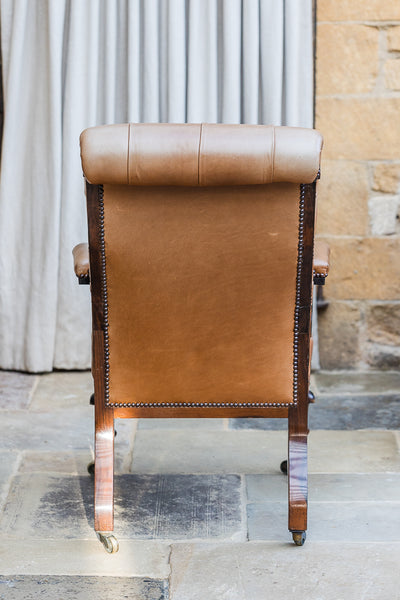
[
  {"left": 313, "top": 241, "right": 330, "bottom": 284},
  {"left": 72, "top": 243, "right": 90, "bottom": 283}
]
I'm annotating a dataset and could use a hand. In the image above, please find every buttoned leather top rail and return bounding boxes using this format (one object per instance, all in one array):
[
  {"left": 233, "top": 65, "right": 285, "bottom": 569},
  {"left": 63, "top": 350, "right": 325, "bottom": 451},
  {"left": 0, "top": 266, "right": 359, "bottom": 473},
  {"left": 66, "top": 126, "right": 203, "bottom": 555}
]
[
  {"left": 80, "top": 123, "right": 323, "bottom": 408},
  {"left": 80, "top": 123, "right": 323, "bottom": 186}
]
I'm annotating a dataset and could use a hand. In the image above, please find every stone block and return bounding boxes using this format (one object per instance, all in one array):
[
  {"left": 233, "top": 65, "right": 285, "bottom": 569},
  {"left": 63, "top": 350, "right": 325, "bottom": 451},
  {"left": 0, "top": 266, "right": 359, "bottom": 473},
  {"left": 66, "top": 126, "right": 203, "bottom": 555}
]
[
  {"left": 0, "top": 576, "right": 168, "bottom": 600},
  {"left": 0, "top": 540, "right": 170, "bottom": 577},
  {"left": 247, "top": 473, "right": 400, "bottom": 503},
  {"left": 321, "top": 237, "right": 400, "bottom": 300},
  {"left": 309, "top": 394, "right": 400, "bottom": 429},
  {"left": 366, "top": 343, "right": 400, "bottom": 369},
  {"left": 314, "top": 369, "right": 400, "bottom": 395},
  {"left": 373, "top": 163, "right": 400, "bottom": 193},
  {"left": 0, "top": 371, "right": 38, "bottom": 409},
  {"left": 315, "top": 98, "right": 400, "bottom": 160},
  {"left": 234, "top": 395, "right": 400, "bottom": 430},
  {"left": 0, "top": 408, "right": 93, "bottom": 451},
  {"left": 316, "top": 160, "right": 369, "bottom": 236},
  {"left": 248, "top": 501, "right": 400, "bottom": 542},
  {"left": 368, "top": 195, "right": 400, "bottom": 235},
  {"left": 130, "top": 430, "right": 287, "bottom": 474},
  {"left": 317, "top": 24, "right": 379, "bottom": 95},
  {"left": 1, "top": 473, "right": 243, "bottom": 541},
  {"left": 385, "top": 58, "right": 400, "bottom": 90},
  {"left": 309, "top": 430, "right": 399, "bottom": 473},
  {"left": 31, "top": 370, "right": 93, "bottom": 411},
  {"left": 318, "top": 301, "right": 361, "bottom": 369},
  {"left": 170, "top": 542, "right": 400, "bottom": 600},
  {"left": 366, "top": 303, "right": 400, "bottom": 345},
  {"left": 229, "top": 418, "right": 286, "bottom": 430},
  {"left": 0, "top": 451, "right": 19, "bottom": 509},
  {"left": 387, "top": 26, "right": 400, "bottom": 51},
  {"left": 318, "top": 0, "right": 400, "bottom": 21}
]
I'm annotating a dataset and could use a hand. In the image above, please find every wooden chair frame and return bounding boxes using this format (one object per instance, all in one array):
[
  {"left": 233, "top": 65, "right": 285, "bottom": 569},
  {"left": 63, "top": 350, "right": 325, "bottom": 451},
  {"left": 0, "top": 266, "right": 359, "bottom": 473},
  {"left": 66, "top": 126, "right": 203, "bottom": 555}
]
[{"left": 80, "top": 176, "right": 321, "bottom": 552}]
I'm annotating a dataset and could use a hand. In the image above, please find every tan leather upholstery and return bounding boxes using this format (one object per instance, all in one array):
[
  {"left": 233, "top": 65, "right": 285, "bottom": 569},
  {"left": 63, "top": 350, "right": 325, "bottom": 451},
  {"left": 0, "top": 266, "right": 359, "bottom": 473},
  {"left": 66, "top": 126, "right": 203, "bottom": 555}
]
[
  {"left": 313, "top": 241, "right": 330, "bottom": 277},
  {"left": 80, "top": 123, "right": 323, "bottom": 187},
  {"left": 72, "top": 243, "right": 89, "bottom": 278},
  {"left": 80, "top": 123, "right": 323, "bottom": 409},
  {"left": 103, "top": 182, "right": 299, "bottom": 406},
  {"left": 78, "top": 123, "right": 324, "bottom": 544}
]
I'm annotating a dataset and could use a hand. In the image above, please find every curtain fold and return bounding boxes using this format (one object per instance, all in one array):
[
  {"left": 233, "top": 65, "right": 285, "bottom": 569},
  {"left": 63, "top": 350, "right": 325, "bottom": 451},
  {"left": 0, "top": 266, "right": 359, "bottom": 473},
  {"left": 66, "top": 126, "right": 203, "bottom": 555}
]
[{"left": 0, "top": 0, "right": 313, "bottom": 372}]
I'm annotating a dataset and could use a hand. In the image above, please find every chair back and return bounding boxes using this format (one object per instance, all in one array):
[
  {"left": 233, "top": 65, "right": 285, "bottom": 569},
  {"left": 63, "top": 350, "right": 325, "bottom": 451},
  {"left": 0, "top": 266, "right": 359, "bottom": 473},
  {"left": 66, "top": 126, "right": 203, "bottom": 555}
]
[{"left": 80, "top": 123, "right": 322, "bottom": 410}]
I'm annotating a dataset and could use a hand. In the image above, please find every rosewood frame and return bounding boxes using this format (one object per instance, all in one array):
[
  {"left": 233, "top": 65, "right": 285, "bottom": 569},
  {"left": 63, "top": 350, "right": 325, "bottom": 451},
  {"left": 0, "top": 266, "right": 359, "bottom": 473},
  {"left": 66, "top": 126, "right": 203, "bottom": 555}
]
[{"left": 85, "top": 179, "right": 317, "bottom": 546}]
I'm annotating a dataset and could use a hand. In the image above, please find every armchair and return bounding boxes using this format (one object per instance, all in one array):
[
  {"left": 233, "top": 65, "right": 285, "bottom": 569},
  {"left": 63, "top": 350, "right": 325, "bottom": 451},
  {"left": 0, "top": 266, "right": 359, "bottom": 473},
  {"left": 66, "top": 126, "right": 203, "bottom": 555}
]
[{"left": 74, "top": 123, "right": 327, "bottom": 552}]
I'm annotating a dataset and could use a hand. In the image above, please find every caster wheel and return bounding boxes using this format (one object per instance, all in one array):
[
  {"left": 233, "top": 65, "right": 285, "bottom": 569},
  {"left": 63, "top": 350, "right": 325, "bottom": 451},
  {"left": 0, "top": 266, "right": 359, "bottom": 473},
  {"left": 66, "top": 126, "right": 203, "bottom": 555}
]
[
  {"left": 292, "top": 531, "right": 306, "bottom": 546},
  {"left": 280, "top": 460, "right": 287, "bottom": 475},
  {"left": 97, "top": 532, "right": 119, "bottom": 553},
  {"left": 89, "top": 393, "right": 95, "bottom": 405},
  {"left": 87, "top": 461, "right": 95, "bottom": 476},
  {"left": 308, "top": 390, "right": 315, "bottom": 403}
]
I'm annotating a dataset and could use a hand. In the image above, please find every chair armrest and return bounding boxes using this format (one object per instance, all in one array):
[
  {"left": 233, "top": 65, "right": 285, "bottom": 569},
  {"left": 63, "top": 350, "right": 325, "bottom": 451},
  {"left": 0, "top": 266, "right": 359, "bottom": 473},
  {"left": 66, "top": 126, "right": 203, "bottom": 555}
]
[
  {"left": 72, "top": 243, "right": 90, "bottom": 284},
  {"left": 313, "top": 241, "right": 330, "bottom": 285}
]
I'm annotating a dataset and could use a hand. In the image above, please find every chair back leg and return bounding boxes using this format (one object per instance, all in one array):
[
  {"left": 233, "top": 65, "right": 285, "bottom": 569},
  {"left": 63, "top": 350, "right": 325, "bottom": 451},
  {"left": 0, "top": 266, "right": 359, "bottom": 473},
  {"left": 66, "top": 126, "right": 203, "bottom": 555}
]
[{"left": 288, "top": 400, "right": 309, "bottom": 537}]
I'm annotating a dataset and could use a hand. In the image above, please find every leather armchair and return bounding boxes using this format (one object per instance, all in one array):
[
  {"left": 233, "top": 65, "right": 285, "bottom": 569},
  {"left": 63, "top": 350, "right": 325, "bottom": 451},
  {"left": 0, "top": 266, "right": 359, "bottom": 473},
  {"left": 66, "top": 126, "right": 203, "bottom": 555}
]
[{"left": 74, "top": 123, "right": 327, "bottom": 552}]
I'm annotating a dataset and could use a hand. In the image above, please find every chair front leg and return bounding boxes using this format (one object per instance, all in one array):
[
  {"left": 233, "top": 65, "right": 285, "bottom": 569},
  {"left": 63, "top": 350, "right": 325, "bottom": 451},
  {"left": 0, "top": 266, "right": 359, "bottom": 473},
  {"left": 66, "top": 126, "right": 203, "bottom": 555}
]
[
  {"left": 94, "top": 402, "right": 117, "bottom": 551},
  {"left": 288, "top": 400, "right": 309, "bottom": 545}
]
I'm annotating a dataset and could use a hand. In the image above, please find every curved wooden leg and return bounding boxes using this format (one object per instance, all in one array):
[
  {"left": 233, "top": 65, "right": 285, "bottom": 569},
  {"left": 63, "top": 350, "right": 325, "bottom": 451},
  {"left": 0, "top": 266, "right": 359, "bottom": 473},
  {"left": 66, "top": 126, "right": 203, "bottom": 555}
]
[
  {"left": 288, "top": 403, "right": 309, "bottom": 538},
  {"left": 94, "top": 401, "right": 115, "bottom": 534}
]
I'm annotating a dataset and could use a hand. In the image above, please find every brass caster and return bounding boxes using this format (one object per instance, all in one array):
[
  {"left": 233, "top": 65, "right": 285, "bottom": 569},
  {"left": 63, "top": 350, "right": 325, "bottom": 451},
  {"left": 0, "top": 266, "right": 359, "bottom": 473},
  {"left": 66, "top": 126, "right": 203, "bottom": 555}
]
[
  {"left": 280, "top": 460, "right": 287, "bottom": 475},
  {"left": 97, "top": 532, "right": 119, "bottom": 553},
  {"left": 292, "top": 531, "right": 306, "bottom": 546},
  {"left": 87, "top": 461, "right": 95, "bottom": 476}
]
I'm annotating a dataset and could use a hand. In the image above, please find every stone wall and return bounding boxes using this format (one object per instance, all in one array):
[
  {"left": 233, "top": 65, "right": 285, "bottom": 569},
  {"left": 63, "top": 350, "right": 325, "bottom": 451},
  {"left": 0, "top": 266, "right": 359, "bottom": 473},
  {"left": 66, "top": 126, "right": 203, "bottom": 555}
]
[{"left": 315, "top": 0, "right": 400, "bottom": 369}]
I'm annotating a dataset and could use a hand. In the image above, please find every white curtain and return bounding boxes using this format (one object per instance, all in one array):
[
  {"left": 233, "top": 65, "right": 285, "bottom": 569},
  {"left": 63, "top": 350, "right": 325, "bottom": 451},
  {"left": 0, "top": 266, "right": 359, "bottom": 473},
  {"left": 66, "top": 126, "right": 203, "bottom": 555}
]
[{"left": 0, "top": 0, "right": 313, "bottom": 372}]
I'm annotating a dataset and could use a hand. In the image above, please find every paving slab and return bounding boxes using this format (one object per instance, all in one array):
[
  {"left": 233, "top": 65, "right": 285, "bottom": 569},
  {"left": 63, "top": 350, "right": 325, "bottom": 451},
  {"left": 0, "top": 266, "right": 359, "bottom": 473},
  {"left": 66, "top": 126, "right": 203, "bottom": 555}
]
[
  {"left": 308, "top": 394, "right": 400, "bottom": 429},
  {"left": 0, "top": 408, "right": 94, "bottom": 451},
  {"left": 131, "top": 430, "right": 287, "bottom": 474},
  {"left": 0, "top": 408, "right": 133, "bottom": 459},
  {"left": 30, "top": 370, "right": 93, "bottom": 411},
  {"left": 138, "top": 418, "right": 225, "bottom": 430},
  {"left": 314, "top": 370, "right": 400, "bottom": 396},
  {"left": 247, "top": 500, "right": 400, "bottom": 542},
  {"left": 0, "top": 371, "right": 38, "bottom": 410},
  {"left": 131, "top": 429, "right": 399, "bottom": 474},
  {"left": 247, "top": 473, "right": 400, "bottom": 503},
  {"left": 1, "top": 473, "right": 243, "bottom": 541},
  {"left": 0, "top": 575, "right": 168, "bottom": 599},
  {"left": 169, "top": 542, "right": 400, "bottom": 600},
  {"left": 0, "top": 451, "right": 20, "bottom": 509},
  {"left": 231, "top": 394, "right": 400, "bottom": 430},
  {"left": 0, "top": 539, "right": 170, "bottom": 577},
  {"left": 229, "top": 417, "right": 287, "bottom": 430},
  {"left": 18, "top": 448, "right": 130, "bottom": 476},
  {"left": 309, "top": 430, "right": 400, "bottom": 473}
]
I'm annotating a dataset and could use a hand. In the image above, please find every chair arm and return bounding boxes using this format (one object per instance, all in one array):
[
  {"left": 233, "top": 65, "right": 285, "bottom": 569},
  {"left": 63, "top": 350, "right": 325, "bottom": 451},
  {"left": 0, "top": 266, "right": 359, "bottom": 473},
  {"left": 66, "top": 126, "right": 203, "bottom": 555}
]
[
  {"left": 72, "top": 243, "right": 90, "bottom": 284},
  {"left": 313, "top": 241, "right": 330, "bottom": 285}
]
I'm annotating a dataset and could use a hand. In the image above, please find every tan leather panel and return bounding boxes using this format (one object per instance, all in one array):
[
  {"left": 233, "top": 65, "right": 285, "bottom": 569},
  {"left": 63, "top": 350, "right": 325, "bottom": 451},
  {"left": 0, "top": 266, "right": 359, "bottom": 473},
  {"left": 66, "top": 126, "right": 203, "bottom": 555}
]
[
  {"left": 80, "top": 123, "right": 323, "bottom": 186},
  {"left": 80, "top": 124, "right": 129, "bottom": 185},
  {"left": 128, "top": 123, "right": 200, "bottom": 186},
  {"left": 273, "top": 127, "right": 323, "bottom": 183},
  {"left": 199, "top": 124, "right": 274, "bottom": 186},
  {"left": 103, "top": 183, "right": 300, "bottom": 407}
]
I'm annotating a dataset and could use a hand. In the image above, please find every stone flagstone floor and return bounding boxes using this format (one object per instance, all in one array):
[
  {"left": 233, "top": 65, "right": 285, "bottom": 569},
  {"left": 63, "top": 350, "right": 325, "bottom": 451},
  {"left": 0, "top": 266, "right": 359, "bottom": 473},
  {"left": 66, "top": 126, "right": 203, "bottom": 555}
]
[{"left": 0, "top": 369, "right": 399, "bottom": 599}]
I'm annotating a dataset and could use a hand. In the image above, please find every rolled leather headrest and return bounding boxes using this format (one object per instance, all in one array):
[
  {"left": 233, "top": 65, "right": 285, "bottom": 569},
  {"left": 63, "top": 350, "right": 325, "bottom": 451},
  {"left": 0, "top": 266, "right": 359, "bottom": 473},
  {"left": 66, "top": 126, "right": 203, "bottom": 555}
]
[{"left": 80, "top": 123, "right": 323, "bottom": 186}]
